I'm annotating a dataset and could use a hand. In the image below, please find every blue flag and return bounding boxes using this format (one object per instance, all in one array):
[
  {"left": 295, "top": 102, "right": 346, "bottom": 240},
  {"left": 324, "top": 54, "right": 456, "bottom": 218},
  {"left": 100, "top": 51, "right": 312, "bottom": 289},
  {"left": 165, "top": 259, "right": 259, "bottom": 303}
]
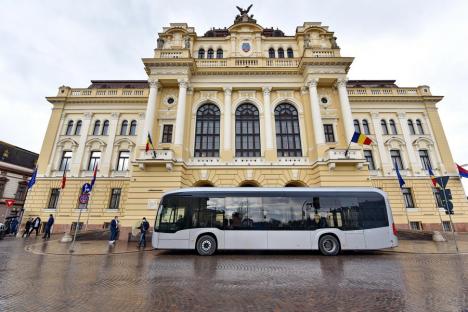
[
  {"left": 395, "top": 166, "right": 405, "bottom": 189},
  {"left": 28, "top": 167, "right": 38, "bottom": 189}
]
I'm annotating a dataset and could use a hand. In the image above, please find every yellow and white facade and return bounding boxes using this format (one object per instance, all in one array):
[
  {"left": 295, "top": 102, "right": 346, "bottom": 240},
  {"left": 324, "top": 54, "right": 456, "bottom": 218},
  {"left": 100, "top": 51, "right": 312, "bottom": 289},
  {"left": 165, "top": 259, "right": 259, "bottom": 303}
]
[{"left": 24, "top": 11, "right": 468, "bottom": 236}]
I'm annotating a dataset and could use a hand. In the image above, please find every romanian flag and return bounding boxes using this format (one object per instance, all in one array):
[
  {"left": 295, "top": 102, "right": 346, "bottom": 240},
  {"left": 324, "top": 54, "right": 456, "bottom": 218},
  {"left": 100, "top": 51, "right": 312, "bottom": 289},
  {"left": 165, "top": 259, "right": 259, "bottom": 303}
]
[
  {"left": 146, "top": 133, "right": 154, "bottom": 153},
  {"left": 428, "top": 167, "right": 437, "bottom": 187},
  {"left": 90, "top": 164, "right": 98, "bottom": 191},
  {"left": 457, "top": 164, "right": 468, "bottom": 178},
  {"left": 351, "top": 131, "right": 372, "bottom": 145},
  {"left": 61, "top": 169, "right": 67, "bottom": 189}
]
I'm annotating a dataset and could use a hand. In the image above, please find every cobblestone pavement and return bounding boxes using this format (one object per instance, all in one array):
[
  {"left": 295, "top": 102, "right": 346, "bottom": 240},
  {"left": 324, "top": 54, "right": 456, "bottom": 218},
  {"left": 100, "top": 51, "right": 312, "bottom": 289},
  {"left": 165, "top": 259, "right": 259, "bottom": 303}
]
[{"left": 1, "top": 238, "right": 467, "bottom": 312}]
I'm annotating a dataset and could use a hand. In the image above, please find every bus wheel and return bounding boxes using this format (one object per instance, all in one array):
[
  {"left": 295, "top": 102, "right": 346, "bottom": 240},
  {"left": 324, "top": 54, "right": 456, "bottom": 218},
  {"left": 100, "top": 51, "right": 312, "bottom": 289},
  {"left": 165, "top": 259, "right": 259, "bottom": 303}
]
[
  {"left": 319, "top": 235, "right": 340, "bottom": 256},
  {"left": 196, "top": 235, "right": 217, "bottom": 256}
]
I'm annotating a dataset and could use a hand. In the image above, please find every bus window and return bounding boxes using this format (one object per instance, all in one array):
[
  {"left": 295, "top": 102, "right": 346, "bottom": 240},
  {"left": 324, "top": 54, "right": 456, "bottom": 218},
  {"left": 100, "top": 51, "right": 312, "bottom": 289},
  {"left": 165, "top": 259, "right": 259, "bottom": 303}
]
[
  {"left": 158, "top": 196, "right": 188, "bottom": 232},
  {"left": 193, "top": 197, "right": 225, "bottom": 229},
  {"left": 263, "top": 197, "right": 306, "bottom": 230},
  {"left": 358, "top": 193, "right": 388, "bottom": 229},
  {"left": 224, "top": 197, "right": 267, "bottom": 230}
]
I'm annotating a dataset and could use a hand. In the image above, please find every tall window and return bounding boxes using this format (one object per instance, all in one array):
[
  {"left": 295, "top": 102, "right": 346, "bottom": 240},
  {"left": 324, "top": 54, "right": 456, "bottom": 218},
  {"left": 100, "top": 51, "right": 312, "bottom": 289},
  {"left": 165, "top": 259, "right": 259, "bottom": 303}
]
[
  {"left": 274, "top": 103, "right": 302, "bottom": 157},
  {"left": 408, "top": 119, "right": 416, "bottom": 135},
  {"left": 235, "top": 104, "right": 260, "bottom": 157},
  {"left": 120, "top": 120, "right": 128, "bottom": 135},
  {"left": 59, "top": 151, "right": 72, "bottom": 171},
  {"left": 207, "top": 49, "right": 214, "bottom": 59},
  {"left": 362, "top": 119, "right": 370, "bottom": 134},
  {"left": 433, "top": 187, "right": 444, "bottom": 208},
  {"left": 198, "top": 48, "right": 205, "bottom": 59},
  {"left": 268, "top": 48, "right": 275, "bottom": 58},
  {"left": 390, "top": 149, "right": 404, "bottom": 170},
  {"left": 216, "top": 49, "right": 223, "bottom": 58},
  {"left": 129, "top": 120, "right": 137, "bottom": 135},
  {"left": 419, "top": 149, "right": 432, "bottom": 170},
  {"left": 389, "top": 119, "right": 398, "bottom": 134},
  {"left": 117, "top": 151, "right": 130, "bottom": 171},
  {"left": 0, "top": 178, "right": 6, "bottom": 198},
  {"left": 323, "top": 124, "right": 335, "bottom": 143},
  {"left": 92, "top": 120, "right": 101, "bottom": 135},
  {"left": 74, "top": 120, "right": 82, "bottom": 135},
  {"left": 416, "top": 119, "right": 424, "bottom": 134},
  {"left": 402, "top": 188, "right": 415, "bottom": 208},
  {"left": 287, "top": 48, "right": 293, "bottom": 58},
  {"left": 162, "top": 124, "right": 173, "bottom": 143},
  {"left": 101, "top": 120, "right": 109, "bottom": 135},
  {"left": 88, "top": 151, "right": 101, "bottom": 171},
  {"left": 381, "top": 119, "right": 389, "bottom": 135},
  {"left": 364, "top": 150, "right": 376, "bottom": 170},
  {"left": 109, "top": 188, "right": 121, "bottom": 210},
  {"left": 195, "top": 104, "right": 220, "bottom": 157},
  {"left": 353, "top": 119, "right": 361, "bottom": 133},
  {"left": 15, "top": 182, "right": 28, "bottom": 201},
  {"left": 278, "top": 48, "right": 285, "bottom": 58},
  {"left": 47, "top": 188, "right": 60, "bottom": 209},
  {"left": 66, "top": 120, "right": 74, "bottom": 135}
]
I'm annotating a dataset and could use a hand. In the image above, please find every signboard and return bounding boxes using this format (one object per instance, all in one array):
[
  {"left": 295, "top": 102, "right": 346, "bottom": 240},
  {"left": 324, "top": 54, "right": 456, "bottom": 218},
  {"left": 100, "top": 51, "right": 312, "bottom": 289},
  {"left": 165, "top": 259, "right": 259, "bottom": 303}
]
[
  {"left": 5, "top": 199, "right": 15, "bottom": 207},
  {"left": 82, "top": 183, "right": 92, "bottom": 194},
  {"left": 79, "top": 194, "right": 90, "bottom": 205}
]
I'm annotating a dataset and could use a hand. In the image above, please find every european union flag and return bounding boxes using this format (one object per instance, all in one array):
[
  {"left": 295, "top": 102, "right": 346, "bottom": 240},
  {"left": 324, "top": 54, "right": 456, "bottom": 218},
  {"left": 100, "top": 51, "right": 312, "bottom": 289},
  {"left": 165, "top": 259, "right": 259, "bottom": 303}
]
[
  {"left": 28, "top": 167, "right": 37, "bottom": 189},
  {"left": 395, "top": 166, "right": 405, "bottom": 189}
]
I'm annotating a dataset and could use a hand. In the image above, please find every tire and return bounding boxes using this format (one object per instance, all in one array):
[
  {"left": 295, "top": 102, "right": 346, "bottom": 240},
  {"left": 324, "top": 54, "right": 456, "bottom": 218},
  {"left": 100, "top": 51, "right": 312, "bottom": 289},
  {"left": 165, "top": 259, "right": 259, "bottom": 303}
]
[
  {"left": 318, "top": 234, "right": 340, "bottom": 256},
  {"left": 196, "top": 235, "right": 217, "bottom": 256}
]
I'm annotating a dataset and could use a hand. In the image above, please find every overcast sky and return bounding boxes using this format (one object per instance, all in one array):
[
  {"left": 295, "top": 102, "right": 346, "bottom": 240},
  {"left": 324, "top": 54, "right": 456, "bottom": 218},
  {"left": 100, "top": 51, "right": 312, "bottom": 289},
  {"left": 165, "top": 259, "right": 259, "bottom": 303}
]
[{"left": 0, "top": 0, "right": 467, "bottom": 190}]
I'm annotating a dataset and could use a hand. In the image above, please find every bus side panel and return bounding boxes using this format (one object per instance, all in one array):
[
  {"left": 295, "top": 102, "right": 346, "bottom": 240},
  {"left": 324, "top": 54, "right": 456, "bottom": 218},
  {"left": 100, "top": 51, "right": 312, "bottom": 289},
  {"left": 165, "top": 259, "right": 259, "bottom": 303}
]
[
  {"left": 225, "top": 231, "right": 268, "bottom": 250},
  {"left": 311, "top": 229, "right": 347, "bottom": 250},
  {"left": 158, "top": 230, "right": 190, "bottom": 249},
  {"left": 268, "top": 231, "right": 311, "bottom": 249},
  {"left": 188, "top": 228, "right": 225, "bottom": 250},
  {"left": 364, "top": 227, "right": 392, "bottom": 249}
]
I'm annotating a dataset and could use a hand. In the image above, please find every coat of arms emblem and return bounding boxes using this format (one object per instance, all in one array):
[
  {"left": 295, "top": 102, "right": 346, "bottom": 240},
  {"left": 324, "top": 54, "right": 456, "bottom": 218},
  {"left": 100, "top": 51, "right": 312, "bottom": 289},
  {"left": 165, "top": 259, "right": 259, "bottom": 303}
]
[{"left": 242, "top": 42, "right": 251, "bottom": 52}]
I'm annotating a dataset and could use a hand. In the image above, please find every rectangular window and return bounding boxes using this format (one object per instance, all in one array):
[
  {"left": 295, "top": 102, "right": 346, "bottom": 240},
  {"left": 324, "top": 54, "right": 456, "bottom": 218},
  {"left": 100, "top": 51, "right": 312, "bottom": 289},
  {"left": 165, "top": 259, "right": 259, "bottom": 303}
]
[
  {"left": 402, "top": 188, "right": 415, "bottom": 208},
  {"left": 442, "top": 221, "right": 452, "bottom": 232},
  {"left": 88, "top": 151, "right": 101, "bottom": 171},
  {"left": 364, "top": 150, "right": 376, "bottom": 170},
  {"left": 390, "top": 149, "right": 404, "bottom": 170},
  {"left": 162, "top": 125, "right": 173, "bottom": 143},
  {"left": 323, "top": 124, "right": 335, "bottom": 143},
  {"left": 410, "top": 221, "right": 422, "bottom": 231},
  {"left": 15, "top": 183, "right": 28, "bottom": 201},
  {"left": 59, "top": 151, "right": 72, "bottom": 171},
  {"left": 433, "top": 188, "right": 444, "bottom": 208},
  {"left": 47, "top": 188, "right": 60, "bottom": 209},
  {"left": 109, "top": 188, "right": 121, "bottom": 210},
  {"left": 116, "top": 151, "right": 130, "bottom": 171},
  {"left": 0, "top": 179, "right": 6, "bottom": 198},
  {"left": 419, "top": 149, "right": 432, "bottom": 170}
]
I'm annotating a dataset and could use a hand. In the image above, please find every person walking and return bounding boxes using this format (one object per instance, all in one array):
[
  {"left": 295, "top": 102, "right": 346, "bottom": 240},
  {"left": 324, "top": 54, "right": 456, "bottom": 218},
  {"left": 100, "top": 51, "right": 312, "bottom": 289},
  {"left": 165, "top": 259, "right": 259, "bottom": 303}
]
[
  {"left": 138, "top": 217, "right": 150, "bottom": 248},
  {"left": 30, "top": 216, "right": 41, "bottom": 237},
  {"left": 10, "top": 218, "right": 19, "bottom": 236},
  {"left": 109, "top": 216, "right": 119, "bottom": 244},
  {"left": 43, "top": 214, "right": 54, "bottom": 240},
  {"left": 22, "top": 218, "right": 32, "bottom": 238}
]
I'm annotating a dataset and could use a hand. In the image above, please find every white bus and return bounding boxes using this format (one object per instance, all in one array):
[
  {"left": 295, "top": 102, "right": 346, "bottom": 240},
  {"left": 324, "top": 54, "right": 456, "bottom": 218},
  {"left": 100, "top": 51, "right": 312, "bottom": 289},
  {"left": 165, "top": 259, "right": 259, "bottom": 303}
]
[{"left": 152, "top": 187, "right": 398, "bottom": 256}]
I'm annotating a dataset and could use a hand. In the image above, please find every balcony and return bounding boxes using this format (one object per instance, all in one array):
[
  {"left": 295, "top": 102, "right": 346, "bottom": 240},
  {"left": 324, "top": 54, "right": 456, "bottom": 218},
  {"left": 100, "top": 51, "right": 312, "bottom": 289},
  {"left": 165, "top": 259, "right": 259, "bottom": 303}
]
[
  {"left": 135, "top": 149, "right": 176, "bottom": 171},
  {"left": 322, "top": 149, "right": 366, "bottom": 170},
  {"left": 195, "top": 57, "right": 300, "bottom": 68},
  {"left": 347, "top": 87, "right": 422, "bottom": 97},
  {"left": 69, "top": 88, "right": 148, "bottom": 97}
]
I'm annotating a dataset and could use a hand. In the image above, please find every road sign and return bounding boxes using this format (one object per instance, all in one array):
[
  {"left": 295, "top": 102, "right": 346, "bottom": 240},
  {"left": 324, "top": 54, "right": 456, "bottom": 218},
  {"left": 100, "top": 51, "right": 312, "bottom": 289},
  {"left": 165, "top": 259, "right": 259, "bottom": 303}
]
[
  {"left": 5, "top": 199, "right": 15, "bottom": 207},
  {"left": 435, "top": 176, "right": 450, "bottom": 189},
  {"left": 82, "top": 183, "right": 92, "bottom": 194},
  {"left": 79, "top": 194, "right": 89, "bottom": 205}
]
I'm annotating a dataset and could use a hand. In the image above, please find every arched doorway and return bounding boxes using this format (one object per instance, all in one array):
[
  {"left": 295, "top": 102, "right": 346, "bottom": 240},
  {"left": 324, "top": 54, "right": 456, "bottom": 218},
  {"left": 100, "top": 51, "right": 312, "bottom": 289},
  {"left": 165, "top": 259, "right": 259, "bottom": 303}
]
[
  {"left": 193, "top": 180, "right": 215, "bottom": 187},
  {"left": 285, "top": 181, "right": 307, "bottom": 187},
  {"left": 239, "top": 180, "right": 260, "bottom": 187}
]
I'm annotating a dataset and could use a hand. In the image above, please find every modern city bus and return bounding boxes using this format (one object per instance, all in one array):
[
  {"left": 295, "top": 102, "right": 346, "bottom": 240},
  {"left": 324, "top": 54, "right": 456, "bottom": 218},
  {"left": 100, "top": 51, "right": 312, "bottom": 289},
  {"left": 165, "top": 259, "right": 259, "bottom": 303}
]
[{"left": 152, "top": 187, "right": 398, "bottom": 256}]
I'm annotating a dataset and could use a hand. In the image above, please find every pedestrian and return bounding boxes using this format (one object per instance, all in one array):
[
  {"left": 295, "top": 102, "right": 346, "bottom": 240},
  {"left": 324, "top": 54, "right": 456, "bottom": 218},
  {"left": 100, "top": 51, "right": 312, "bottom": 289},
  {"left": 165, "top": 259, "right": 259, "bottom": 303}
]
[
  {"left": 10, "top": 218, "right": 19, "bottom": 236},
  {"left": 109, "top": 216, "right": 119, "bottom": 244},
  {"left": 43, "top": 214, "right": 54, "bottom": 240},
  {"left": 138, "top": 217, "right": 150, "bottom": 248},
  {"left": 22, "top": 218, "right": 33, "bottom": 238},
  {"left": 30, "top": 216, "right": 41, "bottom": 237}
]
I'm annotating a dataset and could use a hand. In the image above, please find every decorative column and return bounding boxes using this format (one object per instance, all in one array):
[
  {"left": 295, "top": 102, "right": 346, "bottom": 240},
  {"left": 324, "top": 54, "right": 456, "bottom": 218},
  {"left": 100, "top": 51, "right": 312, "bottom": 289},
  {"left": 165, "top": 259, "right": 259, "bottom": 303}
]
[
  {"left": 101, "top": 112, "right": 120, "bottom": 175},
  {"left": 69, "top": 112, "right": 93, "bottom": 177},
  {"left": 398, "top": 112, "right": 419, "bottom": 173},
  {"left": 308, "top": 79, "right": 325, "bottom": 145},
  {"left": 174, "top": 79, "right": 188, "bottom": 146},
  {"left": 336, "top": 78, "right": 355, "bottom": 142},
  {"left": 422, "top": 112, "right": 446, "bottom": 174},
  {"left": 223, "top": 87, "right": 232, "bottom": 151},
  {"left": 139, "top": 79, "right": 159, "bottom": 148},
  {"left": 371, "top": 112, "right": 391, "bottom": 174},
  {"left": 262, "top": 87, "right": 274, "bottom": 150}
]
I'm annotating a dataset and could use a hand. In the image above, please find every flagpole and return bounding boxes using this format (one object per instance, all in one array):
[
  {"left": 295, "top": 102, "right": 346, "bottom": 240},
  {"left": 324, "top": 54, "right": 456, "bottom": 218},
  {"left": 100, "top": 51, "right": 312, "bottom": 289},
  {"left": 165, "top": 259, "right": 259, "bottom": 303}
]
[
  {"left": 344, "top": 140, "right": 352, "bottom": 158},
  {"left": 69, "top": 207, "right": 83, "bottom": 253},
  {"left": 441, "top": 186, "right": 459, "bottom": 253},
  {"left": 400, "top": 188, "right": 411, "bottom": 230}
]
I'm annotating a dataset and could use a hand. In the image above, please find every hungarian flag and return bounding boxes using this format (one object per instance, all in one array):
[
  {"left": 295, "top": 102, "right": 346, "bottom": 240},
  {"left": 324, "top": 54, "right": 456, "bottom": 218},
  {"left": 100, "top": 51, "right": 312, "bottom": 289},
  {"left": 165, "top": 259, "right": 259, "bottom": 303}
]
[
  {"left": 61, "top": 169, "right": 67, "bottom": 189},
  {"left": 351, "top": 131, "right": 372, "bottom": 145},
  {"left": 428, "top": 167, "right": 437, "bottom": 187},
  {"left": 457, "top": 164, "right": 468, "bottom": 178},
  {"left": 145, "top": 133, "right": 154, "bottom": 153}
]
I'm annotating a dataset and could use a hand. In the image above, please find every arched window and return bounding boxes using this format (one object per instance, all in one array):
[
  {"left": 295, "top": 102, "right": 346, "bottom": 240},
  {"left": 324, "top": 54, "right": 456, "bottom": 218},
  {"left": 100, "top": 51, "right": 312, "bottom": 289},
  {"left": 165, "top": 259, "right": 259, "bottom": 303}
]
[
  {"left": 194, "top": 104, "right": 220, "bottom": 157},
  {"left": 101, "top": 120, "right": 109, "bottom": 136},
  {"left": 362, "top": 119, "right": 370, "bottom": 135},
  {"left": 120, "top": 120, "right": 128, "bottom": 135},
  {"left": 287, "top": 48, "right": 293, "bottom": 58},
  {"left": 74, "top": 120, "right": 82, "bottom": 135},
  {"left": 216, "top": 49, "right": 223, "bottom": 58},
  {"left": 207, "top": 49, "right": 214, "bottom": 59},
  {"left": 92, "top": 120, "right": 100, "bottom": 135},
  {"left": 275, "top": 103, "right": 302, "bottom": 157},
  {"left": 381, "top": 119, "right": 389, "bottom": 135},
  {"left": 416, "top": 119, "right": 424, "bottom": 134},
  {"left": 408, "top": 120, "right": 416, "bottom": 135},
  {"left": 198, "top": 48, "right": 205, "bottom": 59},
  {"left": 236, "top": 104, "right": 261, "bottom": 157},
  {"left": 278, "top": 48, "right": 285, "bottom": 58},
  {"left": 389, "top": 119, "right": 398, "bottom": 134},
  {"left": 268, "top": 48, "right": 275, "bottom": 58},
  {"left": 129, "top": 120, "right": 137, "bottom": 135},
  {"left": 353, "top": 119, "right": 361, "bottom": 133},
  {"left": 65, "top": 120, "right": 74, "bottom": 135}
]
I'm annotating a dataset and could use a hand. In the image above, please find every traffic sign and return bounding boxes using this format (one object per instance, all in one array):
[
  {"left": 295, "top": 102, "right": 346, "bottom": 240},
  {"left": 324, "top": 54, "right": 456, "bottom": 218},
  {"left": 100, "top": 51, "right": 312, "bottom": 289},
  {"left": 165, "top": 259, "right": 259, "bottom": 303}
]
[
  {"left": 82, "top": 183, "right": 92, "bottom": 194},
  {"left": 5, "top": 199, "right": 15, "bottom": 207},
  {"left": 79, "top": 194, "right": 89, "bottom": 205}
]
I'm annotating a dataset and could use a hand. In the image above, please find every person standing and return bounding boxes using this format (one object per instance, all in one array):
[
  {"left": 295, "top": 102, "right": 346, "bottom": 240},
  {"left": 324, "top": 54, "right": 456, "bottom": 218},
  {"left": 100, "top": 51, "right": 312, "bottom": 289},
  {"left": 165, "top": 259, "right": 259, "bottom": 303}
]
[
  {"left": 10, "top": 218, "right": 19, "bottom": 236},
  {"left": 22, "top": 218, "right": 32, "bottom": 238},
  {"left": 138, "top": 217, "right": 150, "bottom": 248},
  {"left": 43, "top": 214, "right": 54, "bottom": 240},
  {"left": 109, "top": 216, "right": 119, "bottom": 244},
  {"left": 30, "top": 216, "right": 41, "bottom": 237}
]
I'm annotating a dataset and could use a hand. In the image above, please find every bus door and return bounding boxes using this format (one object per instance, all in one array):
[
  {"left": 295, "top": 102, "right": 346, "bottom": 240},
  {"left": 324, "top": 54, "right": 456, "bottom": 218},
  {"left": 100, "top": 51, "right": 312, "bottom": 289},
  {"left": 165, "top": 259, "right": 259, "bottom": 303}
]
[{"left": 157, "top": 196, "right": 190, "bottom": 249}]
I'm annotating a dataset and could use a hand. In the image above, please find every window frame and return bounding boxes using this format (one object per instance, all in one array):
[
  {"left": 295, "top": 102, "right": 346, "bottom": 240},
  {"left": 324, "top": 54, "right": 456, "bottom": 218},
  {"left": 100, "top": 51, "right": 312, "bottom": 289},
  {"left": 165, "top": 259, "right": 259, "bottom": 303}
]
[
  {"left": 216, "top": 49, "right": 223, "bottom": 59},
  {"left": 268, "top": 48, "right": 275, "bottom": 58},
  {"left": 129, "top": 120, "right": 137, "bottom": 136},
  {"left": 408, "top": 119, "right": 416, "bottom": 135},
  {"left": 235, "top": 103, "right": 261, "bottom": 157},
  {"left": 390, "top": 149, "right": 404, "bottom": 170},
  {"left": 364, "top": 150, "right": 376, "bottom": 170},
  {"left": 109, "top": 188, "right": 122, "bottom": 210},
  {"left": 162, "top": 124, "right": 173, "bottom": 144},
  {"left": 101, "top": 120, "right": 109, "bottom": 136},
  {"left": 389, "top": 119, "right": 398, "bottom": 134},
  {"left": 59, "top": 150, "right": 72, "bottom": 171},
  {"left": 416, "top": 119, "right": 424, "bottom": 134},
  {"left": 116, "top": 150, "right": 130, "bottom": 171},
  {"left": 419, "top": 149, "right": 432, "bottom": 170},
  {"left": 198, "top": 48, "right": 205, "bottom": 59},
  {"left": 74, "top": 120, "right": 82, "bottom": 135},
  {"left": 15, "top": 182, "right": 28, "bottom": 201},
  {"left": 353, "top": 119, "right": 361, "bottom": 133},
  {"left": 88, "top": 150, "right": 101, "bottom": 171},
  {"left": 47, "top": 188, "right": 61, "bottom": 209},
  {"left": 195, "top": 103, "right": 221, "bottom": 157},
  {"left": 120, "top": 120, "right": 128, "bottom": 136},
  {"left": 277, "top": 48, "right": 285, "bottom": 58},
  {"left": 286, "top": 48, "right": 293, "bottom": 58},
  {"left": 274, "top": 103, "right": 302, "bottom": 157},
  {"left": 381, "top": 119, "right": 389, "bottom": 135},
  {"left": 65, "top": 120, "right": 74, "bottom": 135},
  {"left": 323, "top": 124, "right": 335, "bottom": 143},
  {"left": 402, "top": 188, "right": 415, "bottom": 208},
  {"left": 92, "top": 120, "right": 101, "bottom": 136},
  {"left": 207, "top": 48, "right": 214, "bottom": 59}
]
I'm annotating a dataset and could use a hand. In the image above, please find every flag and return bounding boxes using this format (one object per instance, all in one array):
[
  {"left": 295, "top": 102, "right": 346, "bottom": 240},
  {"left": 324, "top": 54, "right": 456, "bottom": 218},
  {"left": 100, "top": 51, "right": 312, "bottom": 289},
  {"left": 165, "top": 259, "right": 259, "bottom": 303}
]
[
  {"left": 61, "top": 170, "right": 67, "bottom": 189},
  {"left": 146, "top": 133, "right": 154, "bottom": 153},
  {"left": 90, "top": 164, "right": 98, "bottom": 191},
  {"left": 351, "top": 131, "right": 372, "bottom": 145},
  {"left": 396, "top": 165, "right": 405, "bottom": 189},
  {"left": 457, "top": 164, "right": 468, "bottom": 178},
  {"left": 428, "top": 167, "right": 437, "bottom": 187},
  {"left": 28, "top": 167, "right": 37, "bottom": 189}
]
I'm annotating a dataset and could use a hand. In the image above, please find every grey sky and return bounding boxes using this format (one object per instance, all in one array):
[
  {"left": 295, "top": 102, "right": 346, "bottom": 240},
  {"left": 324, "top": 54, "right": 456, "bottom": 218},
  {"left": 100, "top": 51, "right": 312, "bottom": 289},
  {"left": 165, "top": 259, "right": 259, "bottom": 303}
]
[{"left": 0, "top": 0, "right": 467, "bottom": 190}]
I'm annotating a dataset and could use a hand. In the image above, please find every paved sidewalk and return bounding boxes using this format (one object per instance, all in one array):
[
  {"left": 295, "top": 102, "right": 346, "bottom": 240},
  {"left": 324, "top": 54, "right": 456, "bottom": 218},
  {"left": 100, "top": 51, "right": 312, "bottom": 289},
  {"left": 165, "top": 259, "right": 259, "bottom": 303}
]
[{"left": 385, "top": 239, "right": 467, "bottom": 254}]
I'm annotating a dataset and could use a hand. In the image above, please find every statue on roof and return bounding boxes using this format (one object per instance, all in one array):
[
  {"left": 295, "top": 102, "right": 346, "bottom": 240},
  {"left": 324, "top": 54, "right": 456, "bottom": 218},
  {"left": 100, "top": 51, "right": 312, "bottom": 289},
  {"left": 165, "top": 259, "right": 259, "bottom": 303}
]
[
  {"left": 236, "top": 4, "right": 252, "bottom": 16},
  {"left": 234, "top": 4, "right": 256, "bottom": 24}
]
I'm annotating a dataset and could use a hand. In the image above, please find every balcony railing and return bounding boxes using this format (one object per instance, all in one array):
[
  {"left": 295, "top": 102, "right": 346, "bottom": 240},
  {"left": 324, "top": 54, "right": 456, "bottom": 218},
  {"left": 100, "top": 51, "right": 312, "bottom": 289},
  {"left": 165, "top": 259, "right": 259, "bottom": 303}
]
[
  {"left": 347, "top": 88, "right": 421, "bottom": 96},
  {"left": 69, "top": 89, "right": 148, "bottom": 97},
  {"left": 195, "top": 57, "right": 300, "bottom": 68}
]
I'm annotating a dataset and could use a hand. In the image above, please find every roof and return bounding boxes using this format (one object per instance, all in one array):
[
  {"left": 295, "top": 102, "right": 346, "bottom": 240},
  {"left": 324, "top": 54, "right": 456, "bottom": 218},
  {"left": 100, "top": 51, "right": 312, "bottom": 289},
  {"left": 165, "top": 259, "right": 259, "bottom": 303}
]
[
  {"left": 0, "top": 141, "right": 38, "bottom": 169},
  {"left": 347, "top": 80, "right": 397, "bottom": 88},
  {"left": 88, "top": 80, "right": 148, "bottom": 89}
]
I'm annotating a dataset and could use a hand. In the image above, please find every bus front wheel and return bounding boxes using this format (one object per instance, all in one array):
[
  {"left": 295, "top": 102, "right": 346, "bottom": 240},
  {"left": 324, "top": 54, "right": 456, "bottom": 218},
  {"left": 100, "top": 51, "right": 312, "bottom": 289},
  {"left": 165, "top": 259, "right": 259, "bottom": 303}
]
[
  {"left": 318, "top": 234, "right": 340, "bottom": 256},
  {"left": 196, "top": 235, "right": 217, "bottom": 256}
]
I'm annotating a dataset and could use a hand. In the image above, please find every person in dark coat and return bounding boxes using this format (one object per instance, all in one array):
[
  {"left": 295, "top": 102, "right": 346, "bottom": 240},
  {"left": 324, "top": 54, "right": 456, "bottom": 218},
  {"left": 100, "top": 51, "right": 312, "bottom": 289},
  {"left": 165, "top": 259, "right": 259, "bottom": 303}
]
[
  {"left": 10, "top": 218, "right": 19, "bottom": 236},
  {"left": 22, "top": 218, "right": 33, "bottom": 238},
  {"left": 138, "top": 217, "right": 150, "bottom": 248},
  {"left": 43, "top": 214, "right": 54, "bottom": 240},
  {"left": 30, "top": 216, "right": 41, "bottom": 237},
  {"left": 109, "top": 216, "right": 119, "bottom": 244}
]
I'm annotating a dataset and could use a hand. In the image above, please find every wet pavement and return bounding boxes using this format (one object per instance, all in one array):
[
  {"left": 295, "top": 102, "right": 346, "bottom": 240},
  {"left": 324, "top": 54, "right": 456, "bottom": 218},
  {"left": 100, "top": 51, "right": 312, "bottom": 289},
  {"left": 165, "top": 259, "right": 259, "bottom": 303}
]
[{"left": 1, "top": 237, "right": 467, "bottom": 312}]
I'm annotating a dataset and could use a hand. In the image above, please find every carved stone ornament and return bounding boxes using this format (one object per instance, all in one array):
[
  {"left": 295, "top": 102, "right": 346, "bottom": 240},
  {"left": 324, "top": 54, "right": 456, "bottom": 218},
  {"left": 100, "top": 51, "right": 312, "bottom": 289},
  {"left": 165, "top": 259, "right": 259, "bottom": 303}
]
[
  {"left": 224, "top": 87, "right": 232, "bottom": 96},
  {"left": 336, "top": 78, "right": 348, "bottom": 88},
  {"left": 308, "top": 79, "right": 319, "bottom": 88},
  {"left": 262, "top": 86, "right": 272, "bottom": 96},
  {"left": 83, "top": 112, "right": 93, "bottom": 120},
  {"left": 148, "top": 80, "right": 160, "bottom": 88}
]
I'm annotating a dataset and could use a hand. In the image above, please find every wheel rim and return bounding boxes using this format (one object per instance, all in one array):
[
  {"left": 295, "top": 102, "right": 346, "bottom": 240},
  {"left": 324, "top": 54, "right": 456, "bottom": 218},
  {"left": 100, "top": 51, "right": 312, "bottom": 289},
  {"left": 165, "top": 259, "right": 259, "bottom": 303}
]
[
  {"left": 323, "top": 239, "right": 335, "bottom": 252},
  {"left": 201, "top": 240, "right": 212, "bottom": 252}
]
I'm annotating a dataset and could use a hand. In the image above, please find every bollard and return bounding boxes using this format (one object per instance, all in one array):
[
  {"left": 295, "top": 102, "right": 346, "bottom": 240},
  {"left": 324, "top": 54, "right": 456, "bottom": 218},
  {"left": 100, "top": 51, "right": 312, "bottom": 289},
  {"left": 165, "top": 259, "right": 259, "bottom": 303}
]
[{"left": 432, "top": 231, "right": 446, "bottom": 242}]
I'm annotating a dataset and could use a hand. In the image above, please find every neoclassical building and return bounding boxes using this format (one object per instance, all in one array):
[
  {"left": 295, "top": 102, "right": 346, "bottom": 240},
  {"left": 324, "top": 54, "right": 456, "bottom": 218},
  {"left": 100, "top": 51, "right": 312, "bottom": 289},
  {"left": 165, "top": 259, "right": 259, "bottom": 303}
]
[{"left": 24, "top": 9, "right": 468, "bottom": 236}]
